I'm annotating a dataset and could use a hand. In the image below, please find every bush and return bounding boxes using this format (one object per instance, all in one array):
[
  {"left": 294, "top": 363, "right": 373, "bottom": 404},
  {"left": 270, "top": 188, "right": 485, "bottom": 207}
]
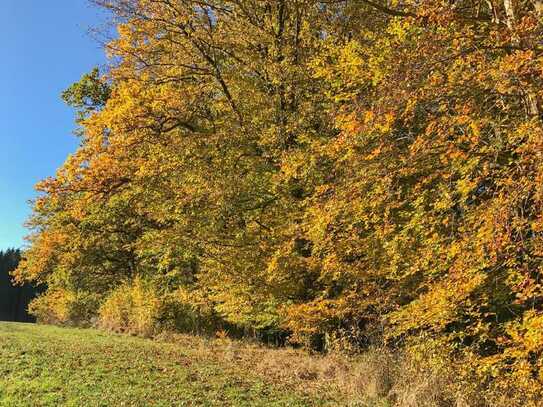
[
  {"left": 98, "top": 277, "right": 160, "bottom": 336},
  {"left": 98, "top": 277, "right": 225, "bottom": 337},
  {"left": 29, "top": 288, "right": 99, "bottom": 326}
]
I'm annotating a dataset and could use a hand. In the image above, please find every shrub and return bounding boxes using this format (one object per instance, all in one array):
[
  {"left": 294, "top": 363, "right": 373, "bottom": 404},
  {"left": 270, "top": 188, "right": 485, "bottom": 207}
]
[
  {"left": 29, "top": 288, "right": 99, "bottom": 326},
  {"left": 98, "top": 277, "right": 225, "bottom": 337},
  {"left": 98, "top": 276, "right": 160, "bottom": 336}
]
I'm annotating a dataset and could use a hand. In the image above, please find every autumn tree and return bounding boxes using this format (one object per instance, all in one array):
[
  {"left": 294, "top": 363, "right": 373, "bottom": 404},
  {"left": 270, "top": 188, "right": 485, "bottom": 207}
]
[{"left": 15, "top": 0, "right": 543, "bottom": 402}]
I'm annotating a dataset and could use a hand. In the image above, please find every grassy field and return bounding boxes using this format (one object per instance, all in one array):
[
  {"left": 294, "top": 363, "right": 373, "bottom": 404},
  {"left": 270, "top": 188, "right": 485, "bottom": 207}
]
[
  {"left": 0, "top": 323, "right": 340, "bottom": 406},
  {"left": 0, "top": 322, "right": 504, "bottom": 406}
]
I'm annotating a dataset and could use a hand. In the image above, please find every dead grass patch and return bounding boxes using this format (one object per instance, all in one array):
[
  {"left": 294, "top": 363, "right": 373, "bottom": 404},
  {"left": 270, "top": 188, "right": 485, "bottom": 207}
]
[{"left": 154, "top": 332, "right": 493, "bottom": 406}]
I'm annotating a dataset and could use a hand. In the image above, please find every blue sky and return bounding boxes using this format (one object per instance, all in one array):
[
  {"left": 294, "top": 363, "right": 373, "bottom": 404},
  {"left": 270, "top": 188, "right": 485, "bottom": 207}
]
[{"left": 0, "top": 1, "right": 108, "bottom": 250}]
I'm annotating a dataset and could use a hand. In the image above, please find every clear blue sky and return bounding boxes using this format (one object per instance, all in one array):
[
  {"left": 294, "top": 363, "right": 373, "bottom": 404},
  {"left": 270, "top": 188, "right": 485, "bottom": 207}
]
[{"left": 0, "top": 1, "right": 108, "bottom": 250}]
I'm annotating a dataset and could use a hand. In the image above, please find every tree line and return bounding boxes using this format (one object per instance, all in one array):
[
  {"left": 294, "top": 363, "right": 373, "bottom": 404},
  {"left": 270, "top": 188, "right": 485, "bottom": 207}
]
[
  {"left": 0, "top": 249, "right": 36, "bottom": 322},
  {"left": 13, "top": 0, "right": 543, "bottom": 403}
]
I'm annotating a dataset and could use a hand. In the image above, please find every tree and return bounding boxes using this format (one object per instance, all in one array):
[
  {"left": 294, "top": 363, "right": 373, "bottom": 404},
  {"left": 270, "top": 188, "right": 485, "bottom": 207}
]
[
  {"left": 0, "top": 249, "right": 36, "bottom": 322},
  {"left": 14, "top": 0, "right": 543, "bottom": 402}
]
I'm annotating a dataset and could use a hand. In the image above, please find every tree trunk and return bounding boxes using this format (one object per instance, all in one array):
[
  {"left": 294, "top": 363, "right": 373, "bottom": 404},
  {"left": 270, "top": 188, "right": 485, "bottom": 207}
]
[{"left": 503, "top": 0, "right": 540, "bottom": 118}]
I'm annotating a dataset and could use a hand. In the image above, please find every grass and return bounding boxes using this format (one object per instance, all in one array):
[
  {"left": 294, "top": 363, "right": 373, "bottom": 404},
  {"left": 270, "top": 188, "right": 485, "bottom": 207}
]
[
  {"left": 0, "top": 322, "right": 335, "bottom": 406},
  {"left": 0, "top": 323, "right": 492, "bottom": 406}
]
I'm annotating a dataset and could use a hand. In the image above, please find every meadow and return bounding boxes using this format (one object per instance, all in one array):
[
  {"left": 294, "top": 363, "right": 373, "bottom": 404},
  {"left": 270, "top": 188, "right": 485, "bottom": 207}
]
[
  {"left": 0, "top": 322, "right": 474, "bottom": 406},
  {"left": 0, "top": 322, "right": 324, "bottom": 406}
]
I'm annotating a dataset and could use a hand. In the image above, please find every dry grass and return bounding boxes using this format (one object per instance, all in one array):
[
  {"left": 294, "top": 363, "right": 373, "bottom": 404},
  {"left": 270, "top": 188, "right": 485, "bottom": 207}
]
[{"left": 154, "top": 332, "right": 488, "bottom": 406}]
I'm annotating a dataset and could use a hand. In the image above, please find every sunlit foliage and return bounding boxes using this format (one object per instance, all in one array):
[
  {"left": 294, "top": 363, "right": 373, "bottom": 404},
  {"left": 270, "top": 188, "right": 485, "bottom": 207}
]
[{"left": 14, "top": 0, "right": 543, "bottom": 402}]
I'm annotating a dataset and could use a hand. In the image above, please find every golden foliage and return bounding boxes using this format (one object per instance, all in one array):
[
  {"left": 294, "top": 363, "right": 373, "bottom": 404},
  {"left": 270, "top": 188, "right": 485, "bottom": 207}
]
[{"left": 15, "top": 0, "right": 543, "bottom": 400}]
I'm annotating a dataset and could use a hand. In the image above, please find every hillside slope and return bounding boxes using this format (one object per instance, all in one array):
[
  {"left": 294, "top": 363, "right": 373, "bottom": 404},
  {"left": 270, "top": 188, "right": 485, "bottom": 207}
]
[{"left": 0, "top": 323, "right": 335, "bottom": 406}]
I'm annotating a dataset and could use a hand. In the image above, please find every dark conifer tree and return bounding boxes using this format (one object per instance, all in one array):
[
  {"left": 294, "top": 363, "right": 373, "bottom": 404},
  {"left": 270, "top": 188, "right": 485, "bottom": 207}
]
[{"left": 0, "top": 249, "right": 36, "bottom": 322}]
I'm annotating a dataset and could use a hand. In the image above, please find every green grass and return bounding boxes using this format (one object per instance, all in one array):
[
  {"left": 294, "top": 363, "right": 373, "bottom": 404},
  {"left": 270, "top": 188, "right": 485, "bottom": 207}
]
[{"left": 0, "top": 323, "right": 330, "bottom": 406}]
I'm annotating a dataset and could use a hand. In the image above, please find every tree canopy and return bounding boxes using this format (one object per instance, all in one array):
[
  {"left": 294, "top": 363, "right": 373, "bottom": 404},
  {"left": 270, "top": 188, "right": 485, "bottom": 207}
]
[{"left": 15, "top": 0, "right": 543, "bottom": 402}]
